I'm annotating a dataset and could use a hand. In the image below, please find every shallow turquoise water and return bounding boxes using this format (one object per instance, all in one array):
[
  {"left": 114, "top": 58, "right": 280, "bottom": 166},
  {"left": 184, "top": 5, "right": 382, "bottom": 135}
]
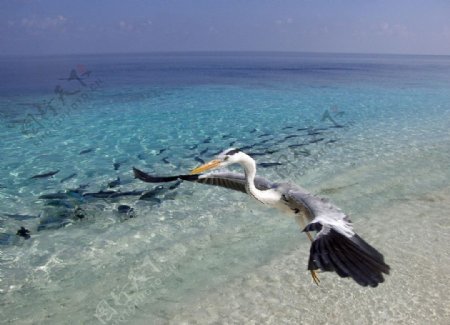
[{"left": 1, "top": 53, "right": 450, "bottom": 324}]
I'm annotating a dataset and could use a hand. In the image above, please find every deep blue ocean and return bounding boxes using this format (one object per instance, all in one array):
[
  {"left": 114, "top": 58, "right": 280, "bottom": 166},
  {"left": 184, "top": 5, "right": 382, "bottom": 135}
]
[{"left": 1, "top": 52, "right": 450, "bottom": 324}]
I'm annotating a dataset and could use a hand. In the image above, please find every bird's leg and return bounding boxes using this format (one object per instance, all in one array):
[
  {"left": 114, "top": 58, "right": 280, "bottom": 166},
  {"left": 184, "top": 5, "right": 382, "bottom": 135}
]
[
  {"left": 310, "top": 269, "right": 320, "bottom": 285},
  {"left": 305, "top": 230, "right": 314, "bottom": 242},
  {"left": 296, "top": 214, "right": 320, "bottom": 285}
]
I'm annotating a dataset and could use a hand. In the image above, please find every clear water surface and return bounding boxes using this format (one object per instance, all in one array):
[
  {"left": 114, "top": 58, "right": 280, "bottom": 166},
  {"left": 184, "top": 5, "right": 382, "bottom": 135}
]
[{"left": 0, "top": 52, "right": 449, "bottom": 324}]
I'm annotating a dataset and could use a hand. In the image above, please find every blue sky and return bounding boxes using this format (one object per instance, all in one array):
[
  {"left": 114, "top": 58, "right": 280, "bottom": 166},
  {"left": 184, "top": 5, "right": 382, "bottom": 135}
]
[{"left": 1, "top": 0, "right": 449, "bottom": 55}]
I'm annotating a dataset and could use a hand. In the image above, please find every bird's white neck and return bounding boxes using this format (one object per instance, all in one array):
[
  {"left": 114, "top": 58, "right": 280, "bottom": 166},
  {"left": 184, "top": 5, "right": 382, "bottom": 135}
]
[{"left": 239, "top": 153, "right": 281, "bottom": 205}]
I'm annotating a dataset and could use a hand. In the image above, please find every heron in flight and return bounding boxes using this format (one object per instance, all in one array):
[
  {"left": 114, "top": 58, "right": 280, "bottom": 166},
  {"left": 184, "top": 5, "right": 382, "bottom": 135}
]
[{"left": 133, "top": 148, "right": 390, "bottom": 287}]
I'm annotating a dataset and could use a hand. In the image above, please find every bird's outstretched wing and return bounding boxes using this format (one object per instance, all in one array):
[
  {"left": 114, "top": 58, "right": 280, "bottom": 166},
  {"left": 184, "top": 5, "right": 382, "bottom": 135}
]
[
  {"left": 134, "top": 166, "right": 390, "bottom": 287},
  {"left": 132, "top": 167, "right": 274, "bottom": 194},
  {"left": 285, "top": 188, "right": 390, "bottom": 287}
]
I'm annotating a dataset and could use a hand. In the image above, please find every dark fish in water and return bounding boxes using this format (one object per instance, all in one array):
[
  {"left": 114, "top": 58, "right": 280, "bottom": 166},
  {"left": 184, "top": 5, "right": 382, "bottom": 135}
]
[
  {"left": 139, "top": 180, "right": 181, "bottom": 201},
  {"left": 284, "top": 134, "right": 300, "bottom": 140},
  {"left": 250, "top": 128, "right": 257, "bottom": 133},
  {"left": 39, "top": 189, "right": 84, "bottom": 202},
  {"left": 282, "top": 126, "right": 294, "bottom": 130},
  {"left": 309, "top": 138, "right": 325, "bottom": 144},
  {"left": 30, "top": 170, "right": 60, "bottom": 179},
  {"left": 248, "top": 152, "right": 266, "bottom": 157},
  {"left": 79, "top": 148, "right": 94, "bottom": 155},
  {"left": 139, "top": 185, "right": 166, "bottom": 200},
  {"left": 16, "top": 227, "right": 31, "bottom": 239},
  {"left": 82, "top": 190, "right": 117, "bottom": 198},
  {"left": 108, "top": 177, "right": 121, "bottom": 188},
  {"left": 162, "top": 157, "right": 170, "bottom": 164},
  {"left": 157, "top": 148, "right": 167, "bottom": 155},
  {"left": 139, "top": 196, "right": 161, "bottom": 204},
  {"left": 84, "top": 190, "right": 145, "bottom": 199},
  {"left": 200, "top": 147, "right": 209, "bottom": 155},
  {"left": 118, "top": 205, "right": 134, "bottom": 215},
  {"left": 258, "top": 133, "right": 271, "bottom": 138},
  {"left": 39, "top": 193, "right": 69, "bottom": 200},
  {"left": 195, "top": 156, "right": 205, "bottom": 164},
  {"left": 258, "top": 138, "right": 272, "bottom": 144},
  {"left": 3, "top": 213, "right": 39, "bottom": 221},
  {"left": 327, "top": 139, "right": 338, "bottom": 144},
  {"left": 66, "top": 189, "right": 85, "bottom": 199},
  {"left": 60, "top": 173, "right": 77, "bottom": 183},
  {"left": 266, "top": 149, "right": 280, "bottom": 154},
  {"left": 203, "top": 137, "right": 212, "bottom": 144},
  {"left": 222, "top": 134, "right": 232, "bottom": 139},
  {"left": 239, "top": 145, "right": 254, "bottom": 151},
  {"left": 297, "top": 127, "right": 309, "bottom": 131},
  {"left": 257, "top": 162, "right": 283, "bottom": 168},
  {"left": 113, "top": 162, "right": 121, "bottom": 171},
  {"left": 288, "top": 143, "right": 306, "bottom": 148},
  {"left": 307, "top": 128, "right": 324, "bottom": 135},
  {"left": 210, "top": 148, "right": 223, "bottom": 156},
  {"left": 139, "top": 193, "right": 159, "bottom": 202},
  {"left": 229, "top": 140, "right": 237, "bottom": 147},
  {"left": 296, "top": 150, "right": 311, "bottom": 156}
]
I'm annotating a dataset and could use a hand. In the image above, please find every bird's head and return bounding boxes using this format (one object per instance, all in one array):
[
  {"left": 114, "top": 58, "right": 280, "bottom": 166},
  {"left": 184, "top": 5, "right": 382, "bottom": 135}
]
[{"left": 191, "top": 148, "right": 243, "bottom": 174}]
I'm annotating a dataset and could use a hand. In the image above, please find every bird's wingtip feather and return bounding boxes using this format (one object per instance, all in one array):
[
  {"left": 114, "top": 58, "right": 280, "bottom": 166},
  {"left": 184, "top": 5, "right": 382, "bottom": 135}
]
[{"left": 308, "top": 228, "right": 390, "bottom": 287}]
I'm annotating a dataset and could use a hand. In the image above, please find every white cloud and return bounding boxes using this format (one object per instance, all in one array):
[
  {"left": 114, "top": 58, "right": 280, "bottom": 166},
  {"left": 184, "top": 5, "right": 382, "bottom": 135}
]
[
  {"left": 375, "top": 21, "right": 409, "bottom": 38},
  {"left": 118, "top": 18, "right": 152, "bottom": 33},
  {"left": 275, "top": 17, "right": 294, "bottom": 25},
  {"left": 118, "top": 20, "right": 134, "bottom": 32}
]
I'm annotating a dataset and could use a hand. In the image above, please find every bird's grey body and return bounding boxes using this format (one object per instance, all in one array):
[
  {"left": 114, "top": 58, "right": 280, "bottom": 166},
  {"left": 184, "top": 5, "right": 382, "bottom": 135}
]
[{"left": 194, "top": 169, "right": 352, "bottom": 234}]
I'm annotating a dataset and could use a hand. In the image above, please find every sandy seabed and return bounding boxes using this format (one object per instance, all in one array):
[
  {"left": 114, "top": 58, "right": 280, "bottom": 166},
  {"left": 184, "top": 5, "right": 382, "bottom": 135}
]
[{"left": 160, "top": 143, "right": 450, "bottom": 325}]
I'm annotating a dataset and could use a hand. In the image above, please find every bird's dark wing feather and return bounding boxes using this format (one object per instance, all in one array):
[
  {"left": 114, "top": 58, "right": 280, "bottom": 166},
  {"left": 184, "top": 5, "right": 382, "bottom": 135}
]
[
  {"left": 285, "top": 188, "right": 390, "bottom": 287},
  {"left": 132, "top": 167, "right": 198, "bottom": 183},
  {"left": 132, "top": 167, "right": 274, "bottom": 194},
  {"left": 308, "top": 228, "right": 390, "bottom": 287}
]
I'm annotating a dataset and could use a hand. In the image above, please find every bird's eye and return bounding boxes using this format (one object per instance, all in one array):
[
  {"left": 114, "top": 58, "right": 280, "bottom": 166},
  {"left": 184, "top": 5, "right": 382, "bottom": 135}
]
[{"left": 224, "top": 156, "right": 229, "bottom": 161}]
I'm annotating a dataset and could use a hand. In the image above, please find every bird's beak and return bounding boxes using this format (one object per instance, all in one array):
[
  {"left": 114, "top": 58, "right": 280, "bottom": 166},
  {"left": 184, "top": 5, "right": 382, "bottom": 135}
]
[{"left": 190, "top": 159, "right": 221, "bottom": 174}]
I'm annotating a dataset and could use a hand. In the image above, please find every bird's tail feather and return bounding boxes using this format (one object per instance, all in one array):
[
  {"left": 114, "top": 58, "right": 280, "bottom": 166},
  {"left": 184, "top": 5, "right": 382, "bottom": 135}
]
[{"left": 308, "top": 228, "right": 390, "bottom": 287}]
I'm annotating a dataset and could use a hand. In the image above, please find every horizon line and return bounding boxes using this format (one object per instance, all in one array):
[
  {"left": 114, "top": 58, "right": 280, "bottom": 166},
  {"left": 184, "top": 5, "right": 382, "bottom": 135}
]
[{"left": 1, "top": 50, "right": 449, "bottom": 58}]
